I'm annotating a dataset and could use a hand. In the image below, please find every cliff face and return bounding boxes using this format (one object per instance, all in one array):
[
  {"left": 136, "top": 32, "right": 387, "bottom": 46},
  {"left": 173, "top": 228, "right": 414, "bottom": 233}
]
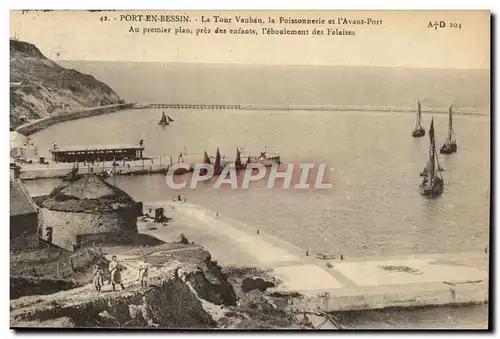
[
  {"left": 9, "top": 243, "right": 295, "bottom": 329},
  {"left": 10, "top": 245, "right": 238, "bottom": 328},
  {"left": 10, "top": 40, "right": 122, "bottom": 129}
]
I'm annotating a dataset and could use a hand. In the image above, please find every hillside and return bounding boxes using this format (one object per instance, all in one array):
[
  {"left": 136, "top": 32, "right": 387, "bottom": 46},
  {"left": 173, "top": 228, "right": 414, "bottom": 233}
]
[{"left": 10, "top": 39, "right": 122, "bottom": 129}]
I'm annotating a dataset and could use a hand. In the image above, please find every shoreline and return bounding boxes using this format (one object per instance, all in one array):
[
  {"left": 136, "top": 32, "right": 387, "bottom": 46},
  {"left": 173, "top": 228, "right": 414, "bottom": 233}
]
[
  {"left": 140, "top": 200, "right": 489, "bottom": 314},
  {"left": 15, "top": 103, "right": 135, "bottom": 136}
]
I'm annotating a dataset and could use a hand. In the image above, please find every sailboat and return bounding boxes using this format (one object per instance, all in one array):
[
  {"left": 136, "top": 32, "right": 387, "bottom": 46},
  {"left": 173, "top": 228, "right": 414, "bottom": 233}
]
[
  {"left": 214, "top": 147, "right": 222, "bottom": 175},
  {"left": 412, "top": 101, "right": 425, "bottom": 137},
  {"left": 257, "top": 145, "right": 281, "bottom": 166},
  {"left": 420, "top": 118, "right": 444, "bottom": 196},
  {"left": 234, "top": 147, "right": 245, "bottom": 170},
  {"left": 203, "top": 151, "right": 212, "bottom": 165},
  {"left": 440, "top": 105, "right": 458, "bottom": 154},
  {"left": 198, "top": 151, "right": 212, "bottom": 176},
  {"left": 158, "top": 111, "right": 169, "bottom": 126},
  {"left": 167, "top": 115, "right": 175, "bottom": 122}
]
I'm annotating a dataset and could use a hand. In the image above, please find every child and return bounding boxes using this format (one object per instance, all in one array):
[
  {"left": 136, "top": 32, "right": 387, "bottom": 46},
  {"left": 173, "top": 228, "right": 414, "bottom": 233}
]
[{"left": 92, "top": 265, "right": 104, "bottom": 292}]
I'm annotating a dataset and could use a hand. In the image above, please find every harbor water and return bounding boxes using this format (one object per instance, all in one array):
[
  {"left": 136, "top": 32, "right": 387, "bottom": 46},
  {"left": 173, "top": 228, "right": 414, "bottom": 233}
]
[
  {"left": 22, "top": 62, "right": 490, "bottom": 328},
  {"left": 27, "top": 108, "right": 490, "bottom": 257}
]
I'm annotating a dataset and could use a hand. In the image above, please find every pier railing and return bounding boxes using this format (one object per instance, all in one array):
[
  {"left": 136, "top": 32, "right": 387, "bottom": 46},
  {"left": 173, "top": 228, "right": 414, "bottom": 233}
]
[{"left": 147, "top": 104, "right": 241, "bottom": 110}]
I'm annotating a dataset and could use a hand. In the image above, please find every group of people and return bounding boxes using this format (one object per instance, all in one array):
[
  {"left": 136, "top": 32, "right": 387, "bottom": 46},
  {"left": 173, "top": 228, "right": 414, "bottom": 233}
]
[{"left": 92, "top": 255, "right": 151, "bottom": 293}]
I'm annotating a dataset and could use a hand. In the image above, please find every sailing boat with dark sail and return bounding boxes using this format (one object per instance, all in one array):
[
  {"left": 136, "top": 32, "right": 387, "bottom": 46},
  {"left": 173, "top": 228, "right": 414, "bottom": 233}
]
[
  {"left": 412, "top": 101, "right": 425, "bottom": 137},
  {"left": 198, "top": 151, "right": 212, "bottom": 176},
  {"left": 214, "top": 147, "right": 222, "bottom": 175},
  {"left": 167, "top": 115, "right": 175, "bottom": 122},
  {"left": 440, "top": 105, "right": 457, "bottom": 154},
  {"left": 203, "top": 151, "right": 211, "bottom": 165},
  {"left": 158, "top": 111, "right": 169, "bottom": 126},
  {"left": 234, "top": 147, "right": 245, "bottom": 170},
  {"left": 420, "top": 118, "right": 444, "bottom": 196}
]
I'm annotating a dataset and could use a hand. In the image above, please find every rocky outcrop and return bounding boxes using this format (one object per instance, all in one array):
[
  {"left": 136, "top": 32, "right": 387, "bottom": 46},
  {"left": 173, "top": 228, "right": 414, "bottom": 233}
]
[
  {"left": 10, "top": 246, "right": 238, "bottom": 329},
  {"left": 11, "top": 271, "right": 217, "bottom": 328},
  {"left": 181, "top": 254, "right": 237, "bottom": 306},
  {"left": 10, "top": 39, "right": 122, "bottom": 129}
]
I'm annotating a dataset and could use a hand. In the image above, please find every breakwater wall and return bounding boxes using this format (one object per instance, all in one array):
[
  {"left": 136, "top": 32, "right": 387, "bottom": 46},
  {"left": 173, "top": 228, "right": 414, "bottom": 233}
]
[
  {"left": 15, "top": 103, "right": 135, "bottom": 136},
  {"left": 142, "top": 103, "right": 486, "bottom": 116}
]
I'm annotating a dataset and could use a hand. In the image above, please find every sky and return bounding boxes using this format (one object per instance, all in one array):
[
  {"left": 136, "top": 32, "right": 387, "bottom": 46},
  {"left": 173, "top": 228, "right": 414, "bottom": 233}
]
[{"left": 10, "top": 10, "right": 490, "bottom": 69}]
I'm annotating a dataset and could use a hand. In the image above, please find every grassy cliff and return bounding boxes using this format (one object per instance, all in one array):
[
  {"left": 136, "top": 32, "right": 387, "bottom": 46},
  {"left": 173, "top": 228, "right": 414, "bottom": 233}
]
[{"left": 10, "top": 39, "right": 122, "bottom": 129}]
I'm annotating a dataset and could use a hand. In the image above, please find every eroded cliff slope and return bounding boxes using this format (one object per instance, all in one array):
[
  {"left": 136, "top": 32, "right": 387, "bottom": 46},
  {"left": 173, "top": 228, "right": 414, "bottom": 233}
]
[{"left": 10, "top": 39, "right": 122, "bottom": 129}]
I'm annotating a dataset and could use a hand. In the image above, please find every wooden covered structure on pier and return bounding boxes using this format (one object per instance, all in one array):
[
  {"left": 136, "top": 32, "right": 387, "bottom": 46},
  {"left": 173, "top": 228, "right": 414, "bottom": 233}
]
[{"left": 51, "top": 144, "right": 144, "bottom": 163}]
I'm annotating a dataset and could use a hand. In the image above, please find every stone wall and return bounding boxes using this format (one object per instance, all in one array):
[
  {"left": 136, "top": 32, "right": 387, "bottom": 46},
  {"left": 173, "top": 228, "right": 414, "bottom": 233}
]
[{"left": 40, "top": 207, "right": 137, "bottom": 251}]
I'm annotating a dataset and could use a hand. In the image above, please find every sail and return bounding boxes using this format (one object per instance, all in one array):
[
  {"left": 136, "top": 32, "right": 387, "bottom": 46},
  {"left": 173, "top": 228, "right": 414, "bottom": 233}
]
[
  {"left": 203, "top": 151, "right": 211, "bottom": 165},
  {"left": 416, "top": 101, "right": 422, "bottom": 127},
  {"left": 159, "top": 111, "right": 168, "bottom": 124},
  {"left": 447, "top": 106, "right": 454, "bottom": 142},
  {"left": 428, "top": 118, "right": 436, "bottom": 180},
  {"left": 235, "top": 147, "right": 242, "bottom": 167},
  {"left": 168, "top": 115, "right": 174, "bottom": 122},
  {"left": 214, "top": 147, "right": 221, "bottom": 172}
]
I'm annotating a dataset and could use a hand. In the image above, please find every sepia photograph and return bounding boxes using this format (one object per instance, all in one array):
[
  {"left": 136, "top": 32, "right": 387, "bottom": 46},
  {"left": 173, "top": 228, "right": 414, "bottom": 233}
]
[{"left": 8, "top": 9, "right": 490, "bottom": 330}]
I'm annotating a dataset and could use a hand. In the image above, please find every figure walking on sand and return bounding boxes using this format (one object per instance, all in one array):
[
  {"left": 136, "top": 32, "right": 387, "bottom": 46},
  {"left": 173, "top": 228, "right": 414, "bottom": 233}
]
[
  {"left": 109, "top": 255, "right": 125, "bottom": 291},
  {"left": 138, "top": 258, "right": 151, "bottom": 288},
  {"left": 92, "top": 265, "right": 104, "bottom": 292}
]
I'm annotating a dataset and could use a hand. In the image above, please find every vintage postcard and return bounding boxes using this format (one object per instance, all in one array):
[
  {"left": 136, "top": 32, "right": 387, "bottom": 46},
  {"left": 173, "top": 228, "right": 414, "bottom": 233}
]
[{"left": 9, "top": 10, "right": 490, "bottom": 329}]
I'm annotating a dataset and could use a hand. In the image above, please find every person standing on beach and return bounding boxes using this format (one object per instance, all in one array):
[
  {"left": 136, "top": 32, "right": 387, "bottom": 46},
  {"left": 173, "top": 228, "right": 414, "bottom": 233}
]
[
  {"left": 109, "top": 256, "right": 125, "bottom": 291},
  {"left": 92, "top": 265, "right": 104, "bottom": 292}
]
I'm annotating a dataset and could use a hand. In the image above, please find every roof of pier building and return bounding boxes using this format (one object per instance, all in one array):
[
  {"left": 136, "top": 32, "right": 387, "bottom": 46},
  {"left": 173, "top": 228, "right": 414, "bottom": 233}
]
[{"left": 42, "top": 174, "right": 136, "bottom": 213}]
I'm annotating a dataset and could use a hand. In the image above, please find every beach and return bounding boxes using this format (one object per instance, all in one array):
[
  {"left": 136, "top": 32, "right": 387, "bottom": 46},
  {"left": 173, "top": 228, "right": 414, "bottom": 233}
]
[{"left": 139, "top": 200, "right": 488, "bottom": 320}]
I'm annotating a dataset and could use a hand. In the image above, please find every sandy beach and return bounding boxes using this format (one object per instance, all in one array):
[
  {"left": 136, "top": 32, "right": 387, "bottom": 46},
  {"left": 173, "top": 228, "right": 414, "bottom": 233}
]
[{"left": 138, "top": 200, "right": 488, "bottom": 318}]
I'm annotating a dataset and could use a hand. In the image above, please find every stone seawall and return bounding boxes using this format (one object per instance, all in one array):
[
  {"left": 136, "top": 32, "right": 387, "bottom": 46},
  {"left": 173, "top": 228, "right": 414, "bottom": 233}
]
[{"left": 15, "top": 103, "right": 134, "bottom": 136}]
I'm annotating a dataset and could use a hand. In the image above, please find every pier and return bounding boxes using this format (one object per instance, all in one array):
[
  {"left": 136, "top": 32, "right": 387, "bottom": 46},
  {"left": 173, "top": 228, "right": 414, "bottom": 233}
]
[
  {"left": 138, "top": 103, "right": 486, "bottom": 116},
  {"left": 51, "top": 144, "right": 144, "bottom": 163},
  {"left": 146, "top": 104, "right": 241, "bottom": 110}
]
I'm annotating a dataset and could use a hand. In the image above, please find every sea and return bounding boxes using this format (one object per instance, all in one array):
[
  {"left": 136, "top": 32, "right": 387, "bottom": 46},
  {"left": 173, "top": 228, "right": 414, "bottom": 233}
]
[{"left": 23, "top": 62, "right": 490, "bottom": 328}]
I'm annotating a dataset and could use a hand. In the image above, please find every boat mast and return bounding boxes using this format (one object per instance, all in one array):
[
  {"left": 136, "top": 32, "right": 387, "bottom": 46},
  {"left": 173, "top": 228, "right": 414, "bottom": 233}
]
[{"left": 416, "top": 101, "right": 422, "bottom": 128}]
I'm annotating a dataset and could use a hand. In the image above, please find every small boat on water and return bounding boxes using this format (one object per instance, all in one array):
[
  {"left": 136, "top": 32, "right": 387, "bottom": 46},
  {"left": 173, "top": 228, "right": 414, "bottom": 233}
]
[
  {"left": 412, "top": 101, "right": 425, "bottom": 137},
  {"left": 158, "top": 111, "right": 169, "bottom": 126},
  {"left": 420, "top": 118, "right": 444, "bottom": 197},
  {"left": 258, "top": 146, "right": 281, "bottom": 166},
  {"left": 440, "top": 105, "right": 458, "bottom": 154},
  {"left": 167, "top": 115, "right": 175, "bottom": 122}
]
